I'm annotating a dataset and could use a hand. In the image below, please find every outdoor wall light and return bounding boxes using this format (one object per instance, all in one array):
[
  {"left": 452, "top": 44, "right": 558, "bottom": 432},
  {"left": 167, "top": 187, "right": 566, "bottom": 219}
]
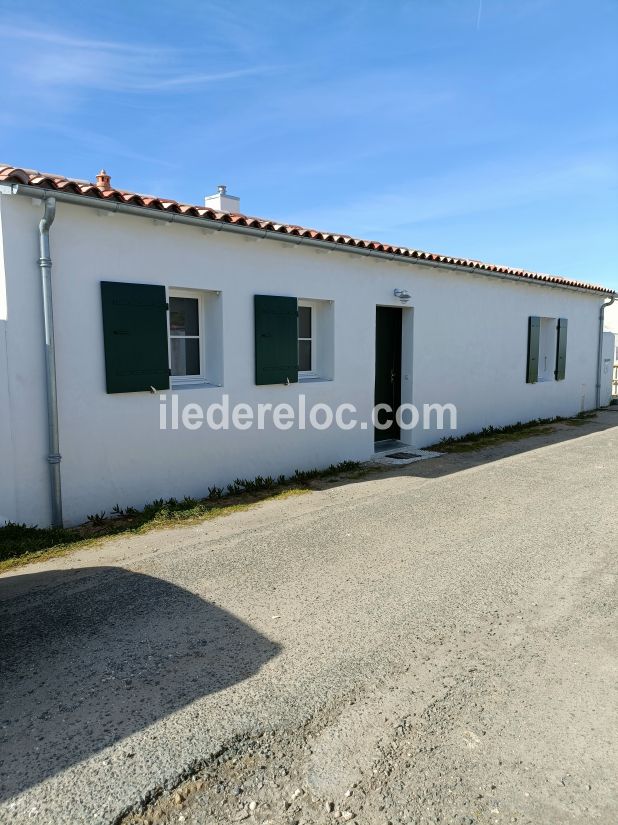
[{"left": 394, "top": 288, "right": 411, "bottom": 304}]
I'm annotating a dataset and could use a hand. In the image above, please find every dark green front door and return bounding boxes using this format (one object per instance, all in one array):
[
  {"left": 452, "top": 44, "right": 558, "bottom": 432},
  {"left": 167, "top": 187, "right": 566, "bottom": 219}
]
[{"left": 374, "top": 306, "right": 402, "bottom": 442}]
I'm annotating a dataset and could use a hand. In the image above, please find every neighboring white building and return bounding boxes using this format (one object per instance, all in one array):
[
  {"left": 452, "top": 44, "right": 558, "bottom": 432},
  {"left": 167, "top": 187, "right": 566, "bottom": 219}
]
[
  {"left": 604, "top": 302, "right": 618, "bottom": 399},
  {"left": 0, "top": 165, "right": 616, "bottom": 528},
  {"left": 604, "top": 302, "right": 618, "bottom": 359},
  {"left": 605, "top": 302, "right": 618, "bottom": 335}
]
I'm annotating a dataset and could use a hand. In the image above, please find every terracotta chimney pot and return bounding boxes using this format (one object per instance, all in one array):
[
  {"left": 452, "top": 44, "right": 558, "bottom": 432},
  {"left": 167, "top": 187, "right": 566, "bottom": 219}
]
[{"left": 96, "top": 169, "right": 111, "bottom": 189}]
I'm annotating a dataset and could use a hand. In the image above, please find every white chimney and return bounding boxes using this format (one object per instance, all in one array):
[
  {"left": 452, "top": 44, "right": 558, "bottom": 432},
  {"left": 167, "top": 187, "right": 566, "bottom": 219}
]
[{"left": 204, "top": 184, "right": 240, "bottom": 213}]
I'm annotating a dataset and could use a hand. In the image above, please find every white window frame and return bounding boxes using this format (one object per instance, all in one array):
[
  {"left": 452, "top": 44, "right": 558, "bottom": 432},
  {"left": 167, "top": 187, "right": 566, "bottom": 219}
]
[
  {"left": 298, "top": 299, "right": 318, "bottom": 379},
  {"left": 168, "top": 288, "right": 206, "bottom": 385}
]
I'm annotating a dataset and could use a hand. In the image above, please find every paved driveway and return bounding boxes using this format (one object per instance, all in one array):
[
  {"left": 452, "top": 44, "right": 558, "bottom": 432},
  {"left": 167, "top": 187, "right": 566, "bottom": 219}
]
[{"left": 1, "top": 412, "right": 617, "bottom": 824}]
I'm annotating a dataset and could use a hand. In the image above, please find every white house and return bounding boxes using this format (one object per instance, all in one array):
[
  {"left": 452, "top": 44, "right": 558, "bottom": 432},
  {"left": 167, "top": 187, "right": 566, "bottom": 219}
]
[{"left": 0, "top": 165, "right": 615, "bottom": 528}]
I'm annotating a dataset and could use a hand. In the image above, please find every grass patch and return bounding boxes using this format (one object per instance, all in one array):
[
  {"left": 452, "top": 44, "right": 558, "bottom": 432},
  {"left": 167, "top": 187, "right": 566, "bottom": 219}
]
[
  {"left": 431, "top": 411, "right": 597, "bottom": 453},
  {"left": 0, "top": 461, "right": 362, "bottom": 571}
]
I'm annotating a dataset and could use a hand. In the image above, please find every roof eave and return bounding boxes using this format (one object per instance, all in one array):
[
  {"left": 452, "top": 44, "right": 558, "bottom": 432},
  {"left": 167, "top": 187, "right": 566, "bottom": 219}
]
[{"left": 4, "top": 181, "right": 615, "bottom": 297}]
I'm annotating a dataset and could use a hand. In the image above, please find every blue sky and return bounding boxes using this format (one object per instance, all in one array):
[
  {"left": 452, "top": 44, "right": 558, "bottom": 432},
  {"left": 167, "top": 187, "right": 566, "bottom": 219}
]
[{"left": 0, "top": 0, "right": 616, "bottom": 288}]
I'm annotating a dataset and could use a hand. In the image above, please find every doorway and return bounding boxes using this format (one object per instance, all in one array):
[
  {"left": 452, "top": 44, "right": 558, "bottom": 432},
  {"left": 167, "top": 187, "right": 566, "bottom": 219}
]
[{"left": 374, "top": 306, "right": 402, "bottom": 442}]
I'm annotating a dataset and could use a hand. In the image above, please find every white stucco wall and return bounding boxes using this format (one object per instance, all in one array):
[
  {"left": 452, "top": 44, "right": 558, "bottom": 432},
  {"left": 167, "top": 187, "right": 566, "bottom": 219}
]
[{"left": 0, "top": 193, "right": 609, "bottom": 527}]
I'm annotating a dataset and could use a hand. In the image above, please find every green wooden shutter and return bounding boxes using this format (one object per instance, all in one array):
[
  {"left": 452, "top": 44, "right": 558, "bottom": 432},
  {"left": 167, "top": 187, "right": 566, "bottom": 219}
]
[
  {"left": 254, "top": 295, "right": 298, "bottom": 385},
  {"left": 555, "top": 317, "right": 568, "bottom": 380},
  {"left": 526, "top": 316, "right": 540, "bottom": 384},
  {"left": 101, "top": 281, "right": 170, "bottom": 394}
]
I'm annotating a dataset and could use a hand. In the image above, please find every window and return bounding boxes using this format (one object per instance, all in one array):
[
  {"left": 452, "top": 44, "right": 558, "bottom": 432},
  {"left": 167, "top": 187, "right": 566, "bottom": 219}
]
[
  {"left": 538, "top": 317, "right": 557, "bottom": 382},
  {"left": 298, "top": 301, "right": 316, "bottom": 377},
  {"left": 526, "top": 316, "right": 568, "bottom": 383},
  {"left": 100, "top": 281, "right": 222, "bottom": 393},
  {"left": 168, "top": 289, "right": 224, "bottom": 388},
  {"left": 254, "top": 294, "right": 334, "bottom": 385},
  {"left": 169, "top": 290, "right": 203, "bottom": 380}
]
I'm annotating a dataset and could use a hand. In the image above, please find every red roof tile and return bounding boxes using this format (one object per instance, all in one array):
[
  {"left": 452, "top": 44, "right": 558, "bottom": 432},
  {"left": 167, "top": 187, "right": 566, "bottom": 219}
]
[{"left": 0, "top": 165, "right": 613, "bottom": 294}]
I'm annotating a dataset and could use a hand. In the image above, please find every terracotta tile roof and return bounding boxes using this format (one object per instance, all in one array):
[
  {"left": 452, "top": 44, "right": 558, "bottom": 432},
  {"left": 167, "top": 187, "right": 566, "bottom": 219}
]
[{"left": 0, "top": 164, "right": 613, "bottom": 294}]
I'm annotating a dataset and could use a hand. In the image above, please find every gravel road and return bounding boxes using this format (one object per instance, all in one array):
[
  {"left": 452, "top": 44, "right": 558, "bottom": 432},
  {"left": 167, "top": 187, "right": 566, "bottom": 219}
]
[{"left": 1, "top": 412, "right": 617, "bottom": 825}]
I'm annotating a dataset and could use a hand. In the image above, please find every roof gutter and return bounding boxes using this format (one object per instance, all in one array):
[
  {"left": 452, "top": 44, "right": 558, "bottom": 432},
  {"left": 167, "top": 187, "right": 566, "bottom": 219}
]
[
  {"left": 9, "top": 184, "right": 615, "bottom": 298},
  {"left": 38, "top": 196, "right": 63, "bottom": 527},
  {"left": 596, "top": 294, "right": 616, "bottom": 409}
]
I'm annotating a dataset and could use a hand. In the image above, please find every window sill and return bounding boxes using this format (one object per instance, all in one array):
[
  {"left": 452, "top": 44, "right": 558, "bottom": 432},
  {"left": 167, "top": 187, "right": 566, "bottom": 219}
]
[
  {"left": 298, "top": 376, "right": 333, "bottom": 383},
  {"left": 170, "top": 379, "right": 222, "bottom": 391}
]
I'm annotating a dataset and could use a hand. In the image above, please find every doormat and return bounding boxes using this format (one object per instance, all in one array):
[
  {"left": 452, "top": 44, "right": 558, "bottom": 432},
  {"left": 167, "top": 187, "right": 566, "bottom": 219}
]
[{"left": 372, "top": 447, "right": 442, "bottom": 466}]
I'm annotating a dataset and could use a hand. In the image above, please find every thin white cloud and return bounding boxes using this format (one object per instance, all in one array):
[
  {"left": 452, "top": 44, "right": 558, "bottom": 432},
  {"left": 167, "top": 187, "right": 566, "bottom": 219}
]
[
  {"left": 0, "top": 23, "right": 172, "bottom": 53},
  {"left": 0, "top": 22, "right": 274, "bottom": 96},
  {"left": 138, "top": 67, "right": 274, "bottom": 91},
  {"left": 38, "top": 122, "right": 180, "bottom": 168},
  {"left": 290, "top": 154, "right": 618, "bottom": 240}
]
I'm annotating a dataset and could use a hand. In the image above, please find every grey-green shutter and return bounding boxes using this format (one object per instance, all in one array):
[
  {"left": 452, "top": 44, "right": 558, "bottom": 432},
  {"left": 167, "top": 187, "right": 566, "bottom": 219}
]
[
  {"left": 101, "top": 281, "right": 170, "bottom": 394},
  {"left": 254, "top": 295, "right": 298, "bottom": 385},
  {"left": 526, "top": 316, "right": 540, "bottom": 383},
  {"left": 555, "top": 317, "right": 568, "bottom": 380}
]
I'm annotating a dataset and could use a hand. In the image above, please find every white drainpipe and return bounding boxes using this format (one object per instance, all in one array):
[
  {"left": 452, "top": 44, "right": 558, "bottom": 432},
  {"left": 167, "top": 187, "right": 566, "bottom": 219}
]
[{"left": 38, "top": 197, "right": 63, "bottom": 527}]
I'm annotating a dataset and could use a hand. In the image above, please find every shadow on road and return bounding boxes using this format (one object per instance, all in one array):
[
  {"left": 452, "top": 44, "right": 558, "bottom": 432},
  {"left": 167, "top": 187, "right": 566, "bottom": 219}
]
[
  {"left": 397, "top": 412, "right": 618, "bottom": 476},
  {"left": 0, "top": 566, "right": 281, "bottom": 801},
  {"left": 318, "top": 411, "right": 618, "bottom": 491}
]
